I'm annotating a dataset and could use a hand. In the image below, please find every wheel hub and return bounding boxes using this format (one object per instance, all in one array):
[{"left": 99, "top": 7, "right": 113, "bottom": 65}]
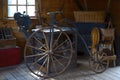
[{"left": 46, "top": 50, "right": 54, "bottom": 55}]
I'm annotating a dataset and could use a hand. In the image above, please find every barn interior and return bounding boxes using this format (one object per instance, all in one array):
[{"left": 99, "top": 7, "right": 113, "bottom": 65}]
[{"left": 0, "top": 0, "right": 120, "bottom": 80}]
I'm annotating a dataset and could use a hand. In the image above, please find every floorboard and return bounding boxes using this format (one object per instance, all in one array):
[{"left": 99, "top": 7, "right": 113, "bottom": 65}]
[{"left": 0, "top": 57, "right": 120, "bottom": 80}]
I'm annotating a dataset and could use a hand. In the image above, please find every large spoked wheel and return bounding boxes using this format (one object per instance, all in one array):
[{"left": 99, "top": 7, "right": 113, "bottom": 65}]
[
  {"left": 89, "top": 51, "right": 107, "bottom": 73},
  {"left": 24, "top": 27, "right": 73, "bottom": 78}
]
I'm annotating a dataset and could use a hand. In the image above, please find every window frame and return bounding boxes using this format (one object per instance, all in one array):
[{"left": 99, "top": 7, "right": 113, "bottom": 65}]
[{"left": 7, "top": 0, "right": 36, "bottom": 18}]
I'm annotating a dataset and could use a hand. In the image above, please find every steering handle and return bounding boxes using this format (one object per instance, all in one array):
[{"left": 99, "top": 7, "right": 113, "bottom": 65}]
[{"left": 47, "top": 11, "right": 63, "bottom": 15}]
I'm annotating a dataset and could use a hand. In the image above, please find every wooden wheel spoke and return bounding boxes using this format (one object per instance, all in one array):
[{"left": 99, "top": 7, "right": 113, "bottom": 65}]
[
  {"left": 53, "top": 32, "right": 62, "bottom": 47},
  {"left": 94, "top": 62, "right": 105, "bottom": 71},
  {"left": 99, "top": 64, "right": 105, "bottom": 70},
  {"left": 52, "top": 55, "right": 65, "bottom": 68},
  {"left": 26, "top": 44, "right": 46, "bottom": 52},
  {"left": 54, "top": 40, "right": 68, "bottom": 50},
  {"left": 38, "top": 56, "right": 48, "bottom": 73},
  {"left": 95, "top": 53, "right": 105, "bottom": 70},
  {"left": 53, "top": 54, "right": 70, "bottom": 59},
  {"left": 26, "top": 52, "right": 45, "bottom": 58},
  {"left": 46, "top": 55, "right": 50, "bottom": 76},
  {"left": 89, "top": 58, "right": 106, "bottom": 73},
  {"left": 50, "top": 55, "right": 57, "bottom": 74},
  {"left": 92, "top": 63, "right": 99, "bottom": 70},
  {"left": 30, "top": 54, "right": 47, "bottom": 67},
  {"left": 43, "top": 31, "right": 49, "bottom": 50},
  {"left": 33, "top": 36, "right": 47, "bottom": 50}
]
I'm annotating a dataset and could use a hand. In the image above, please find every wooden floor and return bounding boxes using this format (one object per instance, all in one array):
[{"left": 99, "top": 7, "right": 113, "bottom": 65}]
[{"left": 0, "top": 57, "right": 120, "bottom": 80}]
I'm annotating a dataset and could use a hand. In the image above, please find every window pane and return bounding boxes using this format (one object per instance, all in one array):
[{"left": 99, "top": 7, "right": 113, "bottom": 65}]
[
  {"left": 18, "top": 6, "right": 26, "bottom": 14},
  {"left": 8, "top": 0, "right": 36, "bottom": 17},
  {"left": 27, "top": 6, "right": 35, "bottom": 16},
  {"left": 27, "top": 0, "right": 35, "bottom": 5},
  {"left": 8, "top": 0, "right": 16, "bottom": 5},
  {"left": 18, "top": 0, "right": 26, "bottom": 5},
  {"left": 8, "top": 6, "right": 17, "bottom": 17}
]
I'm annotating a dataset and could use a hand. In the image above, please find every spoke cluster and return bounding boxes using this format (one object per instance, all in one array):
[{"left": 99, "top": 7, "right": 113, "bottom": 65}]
[
  {"left": 89, "top": 51, "right": 107, "bottom": 73},
  {"left": 24, "top": 27, "right": 73, "bottom": 78}
]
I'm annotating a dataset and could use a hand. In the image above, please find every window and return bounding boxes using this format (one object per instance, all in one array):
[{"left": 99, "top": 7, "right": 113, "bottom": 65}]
[{"left": 8, "top": 0, "right": 35, "bottom": 17}]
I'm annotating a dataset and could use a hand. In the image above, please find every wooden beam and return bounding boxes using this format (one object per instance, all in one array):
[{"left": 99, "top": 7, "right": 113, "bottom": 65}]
[
  {"left": 106, "top": 0, "right": 111, "bottom": 12},
  {"left": 83, "top": 0, "right": 88, "bottom": 10}
]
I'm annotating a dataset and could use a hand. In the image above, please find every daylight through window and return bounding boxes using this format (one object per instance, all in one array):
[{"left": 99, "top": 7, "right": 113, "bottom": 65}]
[{"left": 8, "top": 0, "right": 35, "bottom": 17}]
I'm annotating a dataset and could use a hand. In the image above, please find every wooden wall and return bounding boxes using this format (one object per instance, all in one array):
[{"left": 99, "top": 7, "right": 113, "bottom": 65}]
[
  {"left": 0, "top": 0, "right": 120, "bottom": 56},
  {"left": 84, "top": 0, "right": 120, "bottom": 36},
  {"left": 1, "top": 0, "right": 120, "bottom": 30},
  {"left": 0, "top": 0, "right": 78, "bottom": 56}
]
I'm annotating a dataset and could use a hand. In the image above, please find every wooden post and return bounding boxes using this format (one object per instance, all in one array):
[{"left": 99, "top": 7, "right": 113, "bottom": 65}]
[
  {"left": 107, "top": 0, "right": 111, "bottom": 12},
  {"left": 83, "top": 0, "right": 88, "bottom": 11}
]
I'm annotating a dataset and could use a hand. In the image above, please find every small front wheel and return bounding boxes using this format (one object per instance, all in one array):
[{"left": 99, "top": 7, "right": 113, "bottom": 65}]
[{"left": 89, "top": 51, "right": 107, "bottom": 73}]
